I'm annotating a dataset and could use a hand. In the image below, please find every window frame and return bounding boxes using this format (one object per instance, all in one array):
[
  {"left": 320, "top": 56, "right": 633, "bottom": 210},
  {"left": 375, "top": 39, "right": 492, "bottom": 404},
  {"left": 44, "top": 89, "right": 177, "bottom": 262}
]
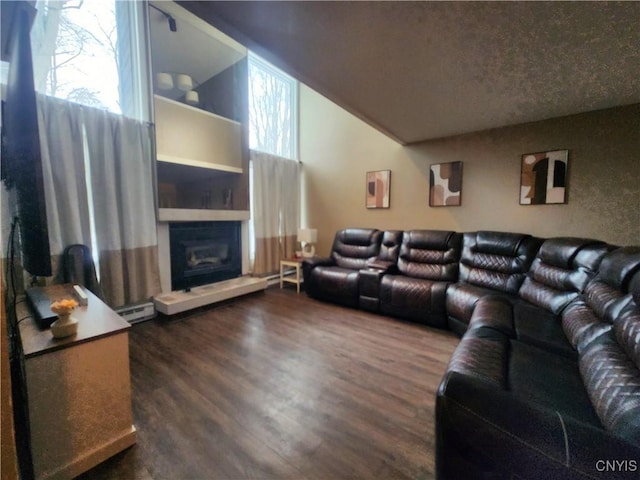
[
  {"left": 29, "top": 0, "right": 151, "bottom": 122},
  {"left": 247, "top": 52, "right": 299, "bottom": 161}
]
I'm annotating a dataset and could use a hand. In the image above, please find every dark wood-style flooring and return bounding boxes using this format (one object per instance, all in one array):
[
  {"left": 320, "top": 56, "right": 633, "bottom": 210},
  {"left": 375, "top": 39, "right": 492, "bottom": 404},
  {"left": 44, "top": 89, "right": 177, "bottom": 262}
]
[{"left": 78, "top": 286, "right": 459, "bottom": 480}]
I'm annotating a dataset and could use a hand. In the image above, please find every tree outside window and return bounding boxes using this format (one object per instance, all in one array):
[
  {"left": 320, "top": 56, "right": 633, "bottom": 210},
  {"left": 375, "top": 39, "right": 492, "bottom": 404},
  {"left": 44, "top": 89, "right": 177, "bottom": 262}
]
[
  {"left": 30, "top": 0, "right": 150, "bottom": 118},
  {"left": 248, "top": 53, "right": 298, "bottom": 160}
]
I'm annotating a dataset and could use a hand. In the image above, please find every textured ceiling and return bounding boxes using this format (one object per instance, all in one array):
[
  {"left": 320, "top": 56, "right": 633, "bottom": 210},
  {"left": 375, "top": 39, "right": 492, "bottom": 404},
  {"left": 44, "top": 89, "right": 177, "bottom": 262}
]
[{"left": 179, "top": 1, "right": 640, "bottom": 144}]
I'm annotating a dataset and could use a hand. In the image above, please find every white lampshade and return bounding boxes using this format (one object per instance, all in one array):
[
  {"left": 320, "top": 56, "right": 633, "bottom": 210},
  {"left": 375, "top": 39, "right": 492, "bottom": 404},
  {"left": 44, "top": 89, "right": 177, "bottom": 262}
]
[
  {"left": 157, "top": 72, "right": 173, "bottom": 90},
  {"left": 298, "top": 228, "right": 317, "bottom": 258},
  {"left": 297, "top": 228, "right": 318, "bottom": 244},
  {"left": 185, "top": 90, "right": 199, "bottom": 105},
  {"left": 176, "top": 74, "right": 193, "bottom": 91}
]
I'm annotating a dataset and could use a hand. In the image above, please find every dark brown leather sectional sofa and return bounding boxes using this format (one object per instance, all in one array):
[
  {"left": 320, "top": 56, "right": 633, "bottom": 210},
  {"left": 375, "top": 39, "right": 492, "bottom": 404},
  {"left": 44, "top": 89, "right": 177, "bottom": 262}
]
[{"left": 302, "top": 228, "right": 640, "bottom": 479}]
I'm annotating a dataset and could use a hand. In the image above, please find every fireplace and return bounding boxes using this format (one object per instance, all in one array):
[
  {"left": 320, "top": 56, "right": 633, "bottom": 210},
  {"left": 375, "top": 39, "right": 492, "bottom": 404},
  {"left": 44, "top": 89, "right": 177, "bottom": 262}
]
[{"left": 169, "top": 221, "right": 241, "bottom": 291}]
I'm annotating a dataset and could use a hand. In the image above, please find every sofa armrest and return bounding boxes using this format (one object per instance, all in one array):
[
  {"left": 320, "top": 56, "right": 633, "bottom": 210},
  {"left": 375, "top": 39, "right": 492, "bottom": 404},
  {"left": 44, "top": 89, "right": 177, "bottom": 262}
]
[
  {"left": 302, "top": 256, "right": 334, "bottom": 283},
  {"left": 437, "top": 372, "right": 640, "bottom": 480},
  {"left": 358, "top": 267, "right": 389, "bottom": 312},
  {"left": 302, "top": 256, "right": 334, "bottom": 269},
  {"left": 365, "top": 258, "right": 398, "bottom": 273},
  {"left": 467, "top": 295, "right": 515, "bottom": 337}
]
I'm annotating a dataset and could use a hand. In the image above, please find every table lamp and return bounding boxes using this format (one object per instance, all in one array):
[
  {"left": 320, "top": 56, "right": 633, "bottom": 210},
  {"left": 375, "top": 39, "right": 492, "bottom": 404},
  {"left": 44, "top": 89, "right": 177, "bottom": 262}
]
[{"left": 297, "top": 228, "right": 318, "bottom": 258}]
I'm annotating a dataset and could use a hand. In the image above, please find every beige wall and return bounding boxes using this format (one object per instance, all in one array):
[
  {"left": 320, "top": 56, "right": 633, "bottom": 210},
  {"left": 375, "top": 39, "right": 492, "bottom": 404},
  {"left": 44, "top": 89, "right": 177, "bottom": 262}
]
[{"left": 300, "top": 85, "right": 639, "bottom": 256}]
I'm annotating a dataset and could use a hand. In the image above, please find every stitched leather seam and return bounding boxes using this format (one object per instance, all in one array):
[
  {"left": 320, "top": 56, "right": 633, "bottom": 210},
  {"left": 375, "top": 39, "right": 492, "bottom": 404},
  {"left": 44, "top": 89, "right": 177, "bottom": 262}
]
[
  {"left": 555, "top": 411, "right": 570, "bottom": 467},
  {"left": 446, "top": 397, "right": 598, "bottom": 479}
]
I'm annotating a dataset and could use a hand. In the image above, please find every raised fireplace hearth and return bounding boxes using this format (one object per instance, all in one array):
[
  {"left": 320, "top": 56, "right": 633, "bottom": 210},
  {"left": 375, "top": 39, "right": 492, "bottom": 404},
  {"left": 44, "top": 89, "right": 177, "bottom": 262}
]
[
  {"left": 155, "top": 218, "right": 267, "bottom": 315},
  {"left": 170, "top": 221, "right": 241, "bottom": 291}
]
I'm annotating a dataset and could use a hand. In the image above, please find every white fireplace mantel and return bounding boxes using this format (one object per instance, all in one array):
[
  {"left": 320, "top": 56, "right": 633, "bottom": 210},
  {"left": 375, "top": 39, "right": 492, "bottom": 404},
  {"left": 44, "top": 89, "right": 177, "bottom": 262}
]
[{"left": 156, "top": 210, "right": 252, "bottom": 295}]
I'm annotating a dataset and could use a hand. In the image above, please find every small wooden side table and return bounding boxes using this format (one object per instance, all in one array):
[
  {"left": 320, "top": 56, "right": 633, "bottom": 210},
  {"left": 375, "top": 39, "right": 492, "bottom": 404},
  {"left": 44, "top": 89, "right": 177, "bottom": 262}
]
[{"left": 280, "top": 258, "right": 304, "bottom": 293}]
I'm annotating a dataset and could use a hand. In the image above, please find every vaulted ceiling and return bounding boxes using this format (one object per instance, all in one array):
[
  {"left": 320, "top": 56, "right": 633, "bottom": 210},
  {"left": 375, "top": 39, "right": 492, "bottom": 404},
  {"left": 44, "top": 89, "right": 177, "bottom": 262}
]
[{"left": 179, "top": 1, "right": 640, "bottom": 145}]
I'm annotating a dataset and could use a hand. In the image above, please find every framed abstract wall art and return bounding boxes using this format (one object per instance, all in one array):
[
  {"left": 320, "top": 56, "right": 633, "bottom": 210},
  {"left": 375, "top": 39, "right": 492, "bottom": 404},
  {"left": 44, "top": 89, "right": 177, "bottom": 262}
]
[
  {"left": 366, "top": 170, "right": 391, "bottom": 208},
  {"left": 520, "top": 149, "right": 568, "bottom": 205},
  {"left": 429, "top": 161, "right": 462, "bottom": 207}
]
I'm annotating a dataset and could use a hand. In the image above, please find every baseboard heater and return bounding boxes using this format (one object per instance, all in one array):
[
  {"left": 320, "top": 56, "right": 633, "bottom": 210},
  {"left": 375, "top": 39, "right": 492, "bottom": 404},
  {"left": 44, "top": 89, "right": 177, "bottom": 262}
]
[{"left": 116, "top": 302, "right": 156, "bottom": 324}]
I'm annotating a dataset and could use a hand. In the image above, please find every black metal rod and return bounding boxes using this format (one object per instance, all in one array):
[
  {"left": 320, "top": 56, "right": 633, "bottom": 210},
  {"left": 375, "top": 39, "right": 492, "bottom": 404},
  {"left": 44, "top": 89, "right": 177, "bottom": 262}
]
[{"left": 149, "top": 3, "right": 177, "bottom": 32}]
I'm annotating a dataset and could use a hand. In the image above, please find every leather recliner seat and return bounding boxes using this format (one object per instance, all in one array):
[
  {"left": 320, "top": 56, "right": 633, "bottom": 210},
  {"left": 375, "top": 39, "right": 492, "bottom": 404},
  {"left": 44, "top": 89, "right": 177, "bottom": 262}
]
[
  {"left": 445, "top": 231, "right": 543, "bottom": 335},
  {"left": 303, "top": 228, "right": 382, "bottom": 308},
  {"left": 436, "top": 246, "right": 640, "bottom": 479},
  {"left": 467, "top": 237, "right": 613, "bottom": 358},
  {"left": 378, "top": 230, "right": 462, "bottom": 328}
]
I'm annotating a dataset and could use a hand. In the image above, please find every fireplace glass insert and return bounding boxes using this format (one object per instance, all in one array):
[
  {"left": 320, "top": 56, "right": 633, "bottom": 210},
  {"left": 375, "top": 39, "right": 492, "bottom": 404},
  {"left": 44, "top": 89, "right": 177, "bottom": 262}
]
[{"left": 169, "top": 221, "right": 241, "bottom": 291}]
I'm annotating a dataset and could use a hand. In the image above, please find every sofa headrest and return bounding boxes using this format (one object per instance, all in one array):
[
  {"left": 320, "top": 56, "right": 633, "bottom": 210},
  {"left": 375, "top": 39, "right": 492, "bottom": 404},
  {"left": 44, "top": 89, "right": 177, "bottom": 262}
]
[
  {"left": 574, "top": 247, "right": 640, "bottom": 326},
  {"left": 334, "top": 228, "right": 381, "bottom": 247},
  {"left": 537, "top": 238, "right": 610, "bottom": 270},
  {"left": 382, "top": 230, "right": 402, "bottom": 247},
  {"left": 331, "top": 228, "right": 382, "bottom": 270},
  {"left": 403, "top": 230, "right": 459, "bottom": 250},
  {"left": 459, "top": 232, "right": 542, "bottom": 294},
  {"left": 475, "top": 231, "right": 537, "bottom": 257},
  {"left": 379, "top": 230, "right": 403, "bottom": 263},
  {"left": 596, "top": 246, "right": 640, "bottom": 293},
  {"left": 397, "top": 230, "right": 461, "bottom": 280},
  {"left": 518, "top": 238, "right": 613, "bottom": 315}
]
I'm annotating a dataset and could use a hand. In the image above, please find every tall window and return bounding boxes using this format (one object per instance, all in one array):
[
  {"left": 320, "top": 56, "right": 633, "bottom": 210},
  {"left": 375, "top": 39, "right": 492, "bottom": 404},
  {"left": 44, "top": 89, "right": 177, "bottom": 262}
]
[
  {"left": 248, "top": 54, "right": 299, "bottom": 271},
  {"left": 30, "top": 0, "right": 149, "bottom": 121},
  {"left": 22, "top": 0, "right": 157, "bottom": 303},
  {"left": 248, "top": 52, "right": 298, "bottom": 160}
]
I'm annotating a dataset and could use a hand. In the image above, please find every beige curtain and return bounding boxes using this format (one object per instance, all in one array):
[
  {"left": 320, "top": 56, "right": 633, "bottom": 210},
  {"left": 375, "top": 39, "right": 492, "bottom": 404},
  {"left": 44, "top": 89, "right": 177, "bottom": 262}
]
[
  {"left": 251, "top": 150, "right": 300, "bottom": 275},
  {"left": 38, "top": 95, "right": 95, "bottom": 286},
  {"left": 38, "top": 95, "right": 161, "bottom": 308},
  {"left": 83, "top": 108, "right": 160, "bottom": 307}
]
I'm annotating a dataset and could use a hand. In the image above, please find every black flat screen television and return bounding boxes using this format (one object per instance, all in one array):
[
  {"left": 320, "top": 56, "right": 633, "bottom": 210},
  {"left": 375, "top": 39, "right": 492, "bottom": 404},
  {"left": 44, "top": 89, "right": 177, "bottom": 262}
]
[{"left": 1, "top": 1, "right": 52, "bottom": 277}]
